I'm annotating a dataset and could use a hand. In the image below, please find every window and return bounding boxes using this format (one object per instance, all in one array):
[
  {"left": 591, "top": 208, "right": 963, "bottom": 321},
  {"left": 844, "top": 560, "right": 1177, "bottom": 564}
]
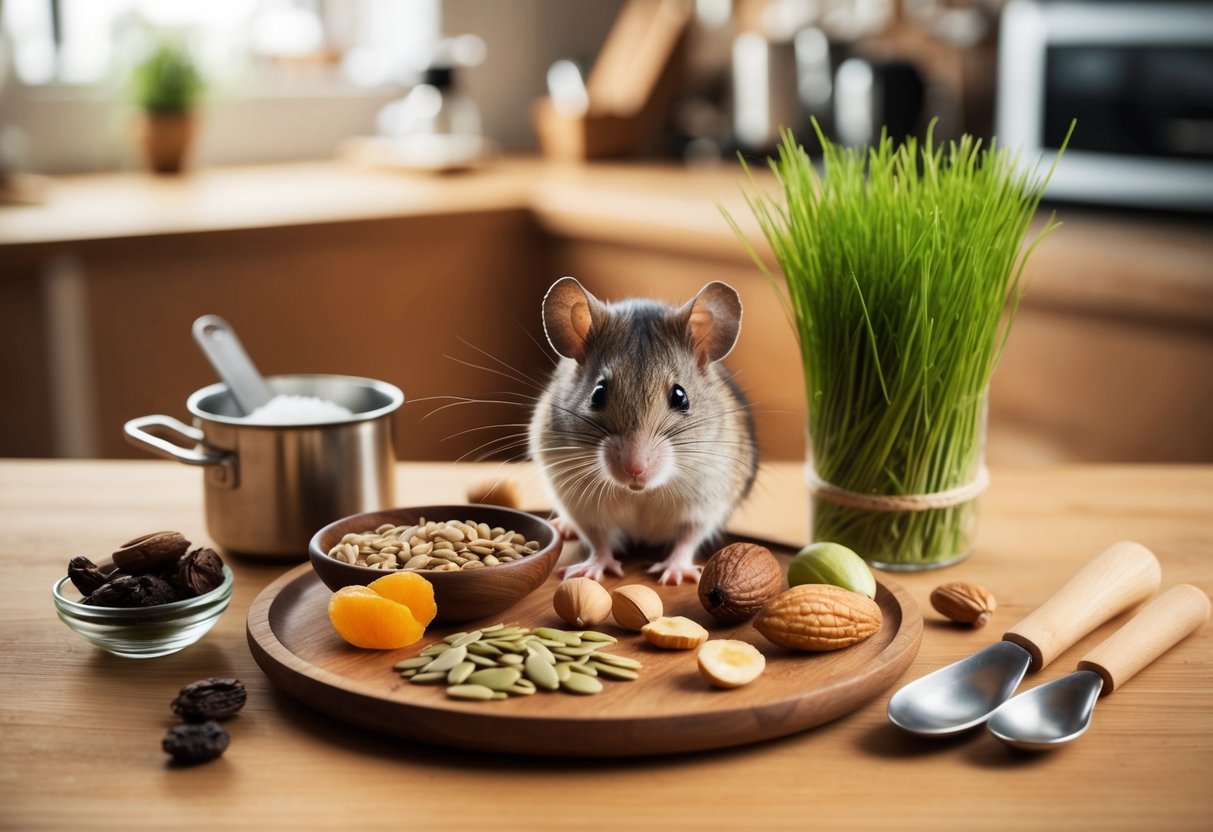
[{"left": 2, "top": 0, "right": 441, "bottom": 89}]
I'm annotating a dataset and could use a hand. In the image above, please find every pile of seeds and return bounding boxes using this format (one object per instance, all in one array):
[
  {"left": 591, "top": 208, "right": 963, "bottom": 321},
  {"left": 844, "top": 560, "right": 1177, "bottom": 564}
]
[
  {"left": 395, "top": 624, "right": 643, "bottom": 700},
  {"left": 328, "top": 519, "right": 541, "bottom": 572}
]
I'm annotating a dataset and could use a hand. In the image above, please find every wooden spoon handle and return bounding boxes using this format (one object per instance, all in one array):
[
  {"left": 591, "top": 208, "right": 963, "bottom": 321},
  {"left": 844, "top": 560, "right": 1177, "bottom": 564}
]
[
  {"left": 1077, "top": 584, "right": 1210, "bottom": 695},
  {"left": 1003, "top": 541, "right": 1161, "bottom": 671}
]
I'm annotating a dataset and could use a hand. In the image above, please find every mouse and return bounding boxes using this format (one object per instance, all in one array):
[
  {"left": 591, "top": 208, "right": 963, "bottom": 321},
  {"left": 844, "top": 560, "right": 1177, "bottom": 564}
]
[{"left": 528, "top": 276, "right": 758, "bottom": 585}]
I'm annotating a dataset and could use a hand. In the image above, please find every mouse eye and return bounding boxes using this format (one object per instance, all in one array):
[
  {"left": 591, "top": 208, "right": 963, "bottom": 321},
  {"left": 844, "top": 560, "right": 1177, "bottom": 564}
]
[
  {"left": 589, "top": 380, "right": 608, "bottom": 411},
  {"left": 669, "top": 384, "right": 689, "bottom": 412}
]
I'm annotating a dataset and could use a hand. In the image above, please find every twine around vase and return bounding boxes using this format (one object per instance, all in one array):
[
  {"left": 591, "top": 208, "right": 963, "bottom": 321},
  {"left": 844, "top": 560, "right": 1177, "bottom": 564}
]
[{"left": 805, "top": 466, "right": 990, "bottom": 513}]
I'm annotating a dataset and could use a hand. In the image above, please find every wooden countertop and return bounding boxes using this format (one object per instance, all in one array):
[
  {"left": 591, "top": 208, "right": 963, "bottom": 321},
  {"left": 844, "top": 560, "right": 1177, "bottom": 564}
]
[{"left": 2, "top": 460, "right": 1210, "bottom": 830}]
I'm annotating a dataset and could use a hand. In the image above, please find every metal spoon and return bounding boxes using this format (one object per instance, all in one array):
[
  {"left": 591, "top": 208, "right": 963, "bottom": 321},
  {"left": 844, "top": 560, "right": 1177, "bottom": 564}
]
[
  {"left": 192, "top": 315, "right": 274, "bottom": 416},
  {"left": 888, "top": 541, "right": 1161, "bottom": 736},
  {"left": 989, "top": 583, "right": 1210, "bottom": 750}
]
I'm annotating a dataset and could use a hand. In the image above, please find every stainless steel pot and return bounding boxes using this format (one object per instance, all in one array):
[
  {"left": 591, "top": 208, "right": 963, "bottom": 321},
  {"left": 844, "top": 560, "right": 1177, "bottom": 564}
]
[{"left": 125, "top": 374, "right": 403, "bottom": 559}]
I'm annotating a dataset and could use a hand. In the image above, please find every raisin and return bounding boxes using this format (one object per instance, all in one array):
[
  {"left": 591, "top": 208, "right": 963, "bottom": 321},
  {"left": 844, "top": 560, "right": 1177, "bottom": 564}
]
[
  {"left": 66, "top": 556, "right": 113, "bottom": 596},
  {"left": 171, "top": 678, "right": 247, "bottom": 722},
  {"left": 162, "top": 721, "right": 230, "bottom": 765},
  {"left": 84, "top": 574, "right": 181, "bottom": 607},
  {"left": 177, "top": 548, "right": 225, "bottom": 597}
]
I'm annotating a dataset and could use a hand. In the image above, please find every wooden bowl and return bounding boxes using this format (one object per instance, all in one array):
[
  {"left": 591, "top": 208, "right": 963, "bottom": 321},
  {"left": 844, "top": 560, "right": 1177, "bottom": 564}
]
[{"left": 308, "top": 505, "right": 561, "bottom": 624}]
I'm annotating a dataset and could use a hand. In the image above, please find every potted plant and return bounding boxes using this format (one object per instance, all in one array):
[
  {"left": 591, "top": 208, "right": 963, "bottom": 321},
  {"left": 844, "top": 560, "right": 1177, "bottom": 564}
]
[
  {"left": 132, "top": 38, "right": 203, "bottom": 174},
  {"left": 730, "top": 122, "right": 1070, "bottom": 570}
]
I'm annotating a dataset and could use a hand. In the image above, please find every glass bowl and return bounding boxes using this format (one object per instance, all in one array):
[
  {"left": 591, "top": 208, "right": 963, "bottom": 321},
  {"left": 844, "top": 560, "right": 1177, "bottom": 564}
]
[{"left": 52, "top": 566, "right": 234, "bottom": 658}]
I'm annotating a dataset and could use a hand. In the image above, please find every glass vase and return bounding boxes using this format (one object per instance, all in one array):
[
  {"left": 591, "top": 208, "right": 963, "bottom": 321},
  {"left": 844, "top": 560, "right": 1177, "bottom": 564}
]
[{"left": 806, "top": 395, "right": 988, "bottom": 571}]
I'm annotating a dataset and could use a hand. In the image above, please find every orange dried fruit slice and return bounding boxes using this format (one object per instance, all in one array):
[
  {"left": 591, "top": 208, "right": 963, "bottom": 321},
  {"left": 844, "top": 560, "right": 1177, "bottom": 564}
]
[
  {"left": 328, "top": 585, "right": 425, "bottom": 649},
  {"left": 367, "top": 571, "right": 438, "bottom": 626}
]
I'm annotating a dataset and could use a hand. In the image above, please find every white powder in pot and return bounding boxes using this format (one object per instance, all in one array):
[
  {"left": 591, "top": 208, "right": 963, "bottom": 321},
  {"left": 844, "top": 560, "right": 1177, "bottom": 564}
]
[{"left": 244, "top": 394, "right": 354, "bottom": 425}]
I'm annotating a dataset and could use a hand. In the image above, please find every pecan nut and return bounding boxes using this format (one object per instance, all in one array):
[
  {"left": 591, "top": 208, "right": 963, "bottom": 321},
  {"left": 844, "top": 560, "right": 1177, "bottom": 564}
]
[
  {"left": 112, "top": 531, "right": 190, "bottom": 574},
  {"left": 930, "top": 581, "right": 997, "bottom": 627}
]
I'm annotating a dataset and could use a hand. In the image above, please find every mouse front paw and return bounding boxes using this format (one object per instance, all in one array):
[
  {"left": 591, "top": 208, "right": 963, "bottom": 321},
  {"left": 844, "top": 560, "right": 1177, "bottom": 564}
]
[
  {"left": 550, "top": 516, "right": 580, "bottom": 541},
  {"left": 647, "top": 561, "right": 703, "bottom": 586},
  {"left": 559, "top": 553, "right": 624, "bottom": 582}
]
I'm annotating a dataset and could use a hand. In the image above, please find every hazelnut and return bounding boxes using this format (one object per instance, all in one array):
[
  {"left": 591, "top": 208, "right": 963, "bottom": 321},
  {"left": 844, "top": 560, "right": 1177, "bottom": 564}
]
[
  {"left": 552, "top": 577, "right": 613, "bottom": 628},
  {"left": 611, "top": 584, "right": 663, "bottom": 631}
]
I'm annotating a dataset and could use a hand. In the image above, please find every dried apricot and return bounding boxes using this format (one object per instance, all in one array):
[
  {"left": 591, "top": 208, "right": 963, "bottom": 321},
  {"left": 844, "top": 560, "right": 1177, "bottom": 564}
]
[
  {"left": 367, "top": 571, "right": 438, "bottom": 626},
  {"left": 328, "top": 586, "right": 425, "bottom": 649}
]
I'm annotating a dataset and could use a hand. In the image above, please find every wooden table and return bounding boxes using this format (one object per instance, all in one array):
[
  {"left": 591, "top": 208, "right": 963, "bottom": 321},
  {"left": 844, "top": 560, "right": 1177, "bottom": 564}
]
[{"left": 2, "top": 460, "right": 1210, "bottom": 830}]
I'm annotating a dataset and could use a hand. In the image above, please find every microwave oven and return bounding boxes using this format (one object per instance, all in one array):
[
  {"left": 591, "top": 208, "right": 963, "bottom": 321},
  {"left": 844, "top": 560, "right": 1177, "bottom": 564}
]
[{"left": 996, "top": 1, "right": 1213, "bottom": 211}]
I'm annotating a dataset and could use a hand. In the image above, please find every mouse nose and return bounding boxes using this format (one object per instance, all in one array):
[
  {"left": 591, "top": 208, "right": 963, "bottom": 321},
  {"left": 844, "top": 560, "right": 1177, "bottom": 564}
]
[{"left": 623, "top": 459, "right": 647, "bottom": 478}]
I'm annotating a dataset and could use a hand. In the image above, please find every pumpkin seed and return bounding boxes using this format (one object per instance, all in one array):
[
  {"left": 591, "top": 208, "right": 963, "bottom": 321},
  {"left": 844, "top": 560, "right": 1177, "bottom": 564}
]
[
  {"left": 394, "top": 656, "right": 433, "bottom": 670},
  {"left": 442, "top": 632, "right": 470, "bottom": 645},
  {"left": 423, "top": 645, "right": 467, "bottom": 673},
  {"left": 555, "top": 663, "right": 572, "bottom": 682},
  {"left": 399, "top": 669, "right": 417, "bottom": 678},
  {"left": 487, "top": 640, "right": 528, "bottom": 654},
  {"left": 420, "top": 643, "right": 452, "bottom": 657},
  {"left": 535, "top": 627, "right": 581, "bottom": 646},
  {"left": 568, "top": 663, "right": 598, "bottom": 677},
  {"left": 467, "top": 642, "right": 503, "bottom": 657},
  {"left": 578, "top": 631, "right": 617, "bottom": 643},
  {"left": 560, "top": 673, "right": 603, "bottom": 695},
  {"left": 409, "top": 671, "right": 448, "bottom": 684},
  {"left": 526, "top": 642, "right": 556, "bottom": 664},
  {"left": 499, "top": 654, "right": 524, "bottom": 666},
  {"left": 552, "top": 645, "right": 600, "bottom": 657},
  {"left": 466, "top": 654, "right": 498, "bottom": 667},
  {"left": 450, "top": 631, "right": 483, "bottom": 648},
  {"left": 504, "top": 684, "right": 536, "bottom": 696},
  {"left": 479, "top": 623, "right": 506, "bottom": 634},
  {"left": 447, "top": 684, "right": 495, "bottom": 700},
  {"left": 467, "top": 668, "right": 522, "bottom": 690},
  {"left": 591, "top": 652, "right": 643, "bottom": 670},
  {"left": 524, "top": 653, "right": 560, "bottom": 690},
  {"left": 588, "top": 662, "right": 639, "bottom": 681},
  {"left": 447, "top": 662, "right": 475, "bottom": 685}
]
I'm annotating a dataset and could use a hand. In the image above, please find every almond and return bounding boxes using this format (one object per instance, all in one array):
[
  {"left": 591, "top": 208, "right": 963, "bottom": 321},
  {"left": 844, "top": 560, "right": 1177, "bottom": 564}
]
[
  {"left": 753, "top": 584, "right": 882, "bottom": 651},
  {"left": 930, "top": 582, "right": 996, "bottom": 627}
]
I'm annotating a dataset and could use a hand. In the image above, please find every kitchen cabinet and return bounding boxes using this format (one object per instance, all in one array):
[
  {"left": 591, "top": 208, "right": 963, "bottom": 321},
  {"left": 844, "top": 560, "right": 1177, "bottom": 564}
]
[{"left": 2, "top": 159, "right": 1210, "bottom": 462}]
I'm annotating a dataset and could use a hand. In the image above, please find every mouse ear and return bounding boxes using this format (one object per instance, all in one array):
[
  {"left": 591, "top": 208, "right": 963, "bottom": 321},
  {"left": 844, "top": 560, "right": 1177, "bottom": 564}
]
[
  {"left": 679, "top": 282, "right": 742, "bottom": 367},
  {"left": 542, "top": 277, "right": 603, "bottom": 364}
]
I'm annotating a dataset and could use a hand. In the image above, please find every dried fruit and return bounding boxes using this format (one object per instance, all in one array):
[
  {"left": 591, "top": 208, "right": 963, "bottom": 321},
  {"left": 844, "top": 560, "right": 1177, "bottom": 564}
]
[
  {"left": 367, "top": 571, "right": 438, "bottom": 626},
  {"left": 83, "top": 574, "right": 180, "bottom": 607},
  {"left": 699, "top": 542, "right": 784, "bottom": 623},
  {"left": 787, "top": 541, "right": 876, "bottom": 599},
  {"left": 641, "top": 616, "right": 709, "bottom": 650},
  {"left": 930, "top": 581, "right": 996, "bottom": 627},
  {"left": 171, "top": 678, "right": 247, "bottom": 722},
  {"left": 66, "top": 556, "right": 115, "bottom": 596},
  {"left": 112, "top": 530, "right": 190, "bottom": 574},
  {"left": 327, "top": 586, "right": 426, "bottom": 649},
  {"left": 177, "top": 547, "right": 225, "bottom": 597},
  {"left": 697, "top": 639, "right": 766, "bottom": 688},
  {"left": 553, "top": 577, "right": 613, "bottom": 627},
  {"left": 611, "top": 584, "right": 664, "bottom": 631},
  {"left": 162, "top": 720, "right": 230, "bottom": 765},
  {"left": 754, "top": 584, "right": 882, "bottom": 651}
]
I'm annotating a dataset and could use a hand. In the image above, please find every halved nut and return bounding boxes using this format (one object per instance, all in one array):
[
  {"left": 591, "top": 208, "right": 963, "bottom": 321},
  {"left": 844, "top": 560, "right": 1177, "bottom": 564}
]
[
  {"left": 641, "top": 616, "right": 709, "bottom": 650},
  {"left": 697, "top": 639, "right": 766, "bottom": 688}
]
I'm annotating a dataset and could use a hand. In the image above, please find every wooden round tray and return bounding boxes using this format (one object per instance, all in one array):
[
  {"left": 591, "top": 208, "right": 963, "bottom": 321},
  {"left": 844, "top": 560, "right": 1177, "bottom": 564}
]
[{"left": 247, "top": 539, "right": 922, "bottom": 757}]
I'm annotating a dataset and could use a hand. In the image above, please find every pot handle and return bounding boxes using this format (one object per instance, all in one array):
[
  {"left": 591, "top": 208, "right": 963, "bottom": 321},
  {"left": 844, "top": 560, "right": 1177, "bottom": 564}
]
[{"left": 124, "top": 415, "right": 237, "bottom": 487}]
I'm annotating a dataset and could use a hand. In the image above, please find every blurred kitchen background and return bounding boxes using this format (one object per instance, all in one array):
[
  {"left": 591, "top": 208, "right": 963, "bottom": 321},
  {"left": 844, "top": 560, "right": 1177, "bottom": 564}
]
[{"left": 1, "top": 0, "right": 1211, "bottom": 465}]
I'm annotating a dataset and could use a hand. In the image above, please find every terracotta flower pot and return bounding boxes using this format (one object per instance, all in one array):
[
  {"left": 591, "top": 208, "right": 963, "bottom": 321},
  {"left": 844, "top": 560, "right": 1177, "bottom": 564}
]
[{"left": 138, "top": 111, "right": 195, "bottom": 174}]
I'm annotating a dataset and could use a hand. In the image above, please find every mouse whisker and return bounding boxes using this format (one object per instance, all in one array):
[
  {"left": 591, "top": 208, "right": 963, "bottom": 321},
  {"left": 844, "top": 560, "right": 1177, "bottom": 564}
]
[{"left": 443, "top": 344, "right": 548, "bottom": 394}]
